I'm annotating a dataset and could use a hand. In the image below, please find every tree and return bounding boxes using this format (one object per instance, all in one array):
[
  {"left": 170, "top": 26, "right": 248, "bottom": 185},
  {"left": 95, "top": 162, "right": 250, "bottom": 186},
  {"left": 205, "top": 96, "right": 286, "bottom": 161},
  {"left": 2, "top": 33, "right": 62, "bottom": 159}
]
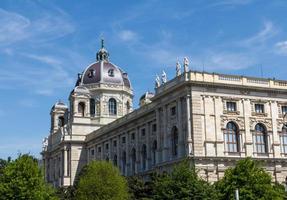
[
  {"left": 127, "top": 176, "right": 154, "bottom": 200},
  {"left": 152, "top": 160, "right": 219, "bottom": 200},
  {"left": 0, "top": 154, "right": 58, "bottom": 200},
  {"left": 75, "top": 160, "right": 129, "bottom": 200},
  {"left": 215, "top": 157, "right": 286, "bottom": 200}
]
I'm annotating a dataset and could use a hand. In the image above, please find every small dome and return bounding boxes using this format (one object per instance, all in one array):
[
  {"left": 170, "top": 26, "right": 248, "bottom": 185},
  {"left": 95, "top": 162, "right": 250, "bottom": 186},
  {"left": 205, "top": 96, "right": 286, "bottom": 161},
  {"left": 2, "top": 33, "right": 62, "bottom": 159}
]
[{"left": 51, "top": 101, "right": 68, "bottom": 111}]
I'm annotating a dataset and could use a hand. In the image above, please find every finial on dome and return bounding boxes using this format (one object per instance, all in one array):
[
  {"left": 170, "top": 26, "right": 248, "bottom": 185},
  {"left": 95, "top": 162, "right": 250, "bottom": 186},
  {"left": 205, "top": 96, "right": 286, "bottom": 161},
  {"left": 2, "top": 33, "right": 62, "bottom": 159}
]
[
  {"left": 101, "top": 38, "right": 104, "bottom": 48},
  {"left": 96, "top": 38, "right": 109, "bottom": 61}
]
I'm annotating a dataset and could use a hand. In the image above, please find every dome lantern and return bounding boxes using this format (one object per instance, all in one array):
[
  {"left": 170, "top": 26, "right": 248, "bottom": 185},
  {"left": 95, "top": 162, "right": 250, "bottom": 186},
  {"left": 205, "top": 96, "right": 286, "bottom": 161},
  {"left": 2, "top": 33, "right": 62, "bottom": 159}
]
[{"left": 96, "top": 39, "right": 109, "bottom": 61}]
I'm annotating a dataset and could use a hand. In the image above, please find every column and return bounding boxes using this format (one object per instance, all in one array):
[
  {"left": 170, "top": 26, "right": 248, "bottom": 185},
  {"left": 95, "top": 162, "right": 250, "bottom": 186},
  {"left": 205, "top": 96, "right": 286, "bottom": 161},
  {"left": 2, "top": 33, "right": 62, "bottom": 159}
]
[
  {"left": 163, "top": 105, "right": 168, "bottom": 161},
  {"left": 146, "top": 123, "right": 151, "bottom": 169},
  {"left": 155, "top": 109, "right": 161, "bottom": 164},
  {"left": 177, "top": 97, "right": 184, "bottom": 157},
  {"left": 186, "top": 94, "right": 193, "bottom": 155}
]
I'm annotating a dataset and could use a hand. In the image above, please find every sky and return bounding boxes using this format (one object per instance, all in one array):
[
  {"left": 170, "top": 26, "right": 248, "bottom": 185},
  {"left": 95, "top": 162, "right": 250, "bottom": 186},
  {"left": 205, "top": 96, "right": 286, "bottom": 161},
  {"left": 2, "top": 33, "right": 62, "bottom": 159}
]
[{"left": 1, "top": 0, "right": 287, "bottom": 159}]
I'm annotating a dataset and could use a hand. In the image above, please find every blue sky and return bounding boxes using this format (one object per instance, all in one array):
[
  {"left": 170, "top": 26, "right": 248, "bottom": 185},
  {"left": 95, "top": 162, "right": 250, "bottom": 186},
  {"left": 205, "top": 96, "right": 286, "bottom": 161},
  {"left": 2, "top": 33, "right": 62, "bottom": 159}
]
[{"left": 1, "top": 0, "right": 287, "bottom": 159}]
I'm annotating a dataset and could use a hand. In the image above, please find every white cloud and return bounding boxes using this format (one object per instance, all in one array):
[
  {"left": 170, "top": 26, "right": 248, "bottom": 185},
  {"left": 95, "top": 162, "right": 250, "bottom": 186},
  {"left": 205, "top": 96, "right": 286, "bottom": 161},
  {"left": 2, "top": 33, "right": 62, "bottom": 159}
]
[
  {"left": 212, "top": 0, "right": 254, "bottom": 7},
  {"left": 118, "top": 30, "right": 138, "bottom": 42},
  {"left": 0, "top": 8, "right": 74, "bottom": 46},
  {"left": 22, "top": 53, "right": 62, "bottom": 65},
  {"left": 194, "top": 51, "right": 255, "bottom": 70},
  {"left": 18, "top": 99, "right": 38, "bottom": 108},
  {"left": 240, "top": 21, "right": 278, "bottom": 47},
  {"left": 275, "top": 40, "right": 287, "bottom": 55}
]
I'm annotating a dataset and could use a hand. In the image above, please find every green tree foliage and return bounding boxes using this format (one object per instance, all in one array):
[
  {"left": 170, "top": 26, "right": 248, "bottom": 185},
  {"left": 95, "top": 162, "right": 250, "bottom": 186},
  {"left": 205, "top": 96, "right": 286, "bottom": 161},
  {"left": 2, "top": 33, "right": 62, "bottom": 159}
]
[
  {"left": 75, "top": 160, "right": 129, "bottom": 200},
  {"left": 152, "top": 161, "right": 219, "bottom": 200},
  {"left": 215, "top": 157, "right": 286, "bottom": 200},
  {"left": 0, "top": 154, "right": 58, "bottom": 200},
  {"left": 127, "top": 176, "right": 154, "bottom": 200},
  {"left": 56, "top": 186, "right": 75, "bottom": 200}
]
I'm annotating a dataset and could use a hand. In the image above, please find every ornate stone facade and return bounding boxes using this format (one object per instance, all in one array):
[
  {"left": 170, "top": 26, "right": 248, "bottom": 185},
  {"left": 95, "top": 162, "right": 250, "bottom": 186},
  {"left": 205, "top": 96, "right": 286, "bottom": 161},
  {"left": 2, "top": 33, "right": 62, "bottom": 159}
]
[{"left": 42, "top": 43, "right": 287, "bottom": 187}]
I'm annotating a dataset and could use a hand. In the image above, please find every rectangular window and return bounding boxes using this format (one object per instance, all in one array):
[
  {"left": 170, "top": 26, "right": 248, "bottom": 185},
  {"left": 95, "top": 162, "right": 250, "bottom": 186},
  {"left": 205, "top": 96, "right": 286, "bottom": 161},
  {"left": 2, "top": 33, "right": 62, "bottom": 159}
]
[
  {"left": 282, "top": 106, "right": 287, "bottom": 115},
  {"left": 131, "top": 133, "right": 135, "bottom": 140},
  {"left": 226, "top": 102, "right": 236, "bottom": 112},
  {"left": 152, "top": 124, "right": 157, "bottom": 132},
  {"left": 113, "top": 140, "right": 117, "bottom": 147},
  {"left": 122, "top": 137, "right": 126, "bottom": 144},
  {"left": 141, "top": 128, "right": 146, "bottom": 136},
  {"left": 171, "top": 106, "right": 176, "bottom": 116},
  {"left": 105, "top": 143, "right": 109, "bottom": 150},
  {"left": 255, "top": 104, "right": 264, "bottom": 113},
  {"left": 91, "top": 149, "right": 95, "bottom": 156},
  {"left": 98, "top": 147, "right": 101, "bottom": 153}
]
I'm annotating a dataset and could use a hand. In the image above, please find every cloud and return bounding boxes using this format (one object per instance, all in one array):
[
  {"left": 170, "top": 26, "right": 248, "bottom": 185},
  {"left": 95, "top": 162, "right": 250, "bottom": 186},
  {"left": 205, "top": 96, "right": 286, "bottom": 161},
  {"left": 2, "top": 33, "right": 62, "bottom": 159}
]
[
  {"left": 193, "top": 51, "right": 255, "bottom": 70},
  {"left": 211, "top": 0, "right": 254, "bottom": 7},
  {"left": 18, "top": 99, "right": 38, "bottom": 108},
  {"left": 118, "top": 30, "right": 138, "bottom": 42},
  {"left": 240, "top": 21, "right": 278, "bottom": 47},
  {"left": 0, "top": 8, "right": 74, "bottom": 46},
  {"left": 275, "top": 40, "right": 287, "bottom": 55},
  {"left": 22, "top": 53, "right": 62, "bottom": 65}
]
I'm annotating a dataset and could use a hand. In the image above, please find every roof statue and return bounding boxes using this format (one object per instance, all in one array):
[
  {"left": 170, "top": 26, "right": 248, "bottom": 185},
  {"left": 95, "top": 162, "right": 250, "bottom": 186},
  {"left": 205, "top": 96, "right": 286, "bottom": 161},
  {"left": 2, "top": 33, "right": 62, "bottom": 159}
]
[
  {"left": 176, "top": 61, "right": 181, "bottom": 76},
  {"left": 183, "top": 57, "right": 190, "bottom": 72},
  {"left": 155, "top": 74, "right": 161, "bottom": 88},
  {"left": 161, "top": 70, "right": 167, "bottom": 84}
]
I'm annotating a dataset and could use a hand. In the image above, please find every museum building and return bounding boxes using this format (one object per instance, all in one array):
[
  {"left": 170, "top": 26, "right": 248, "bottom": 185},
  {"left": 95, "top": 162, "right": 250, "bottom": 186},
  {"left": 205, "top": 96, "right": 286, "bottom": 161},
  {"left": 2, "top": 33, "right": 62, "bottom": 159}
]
[{"left": 42, "top": 41, "right": 287, "bottom": 187}]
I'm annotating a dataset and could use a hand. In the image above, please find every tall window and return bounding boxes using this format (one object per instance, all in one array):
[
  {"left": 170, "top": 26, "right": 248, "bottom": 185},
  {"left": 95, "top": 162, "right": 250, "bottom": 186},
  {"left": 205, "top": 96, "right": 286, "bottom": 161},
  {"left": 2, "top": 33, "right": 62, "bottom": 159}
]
[
  {"left": 282, "top": 106, "right": 287, "bottom": 115},
  {"left": 281, "top": 125, "right": 287, "bottom": 154},
  {"left": 78, "top": 102, "right": 85, "bottom": 117},
  {"left": 225, "top": 122, "right": 240, "bottom": 152},
  {"left": 113, "top": 154, "right": 117, "bottom": 166},
  {"left": 152, "top": 140, "right": 157, "bottom": 166},
  {"left": 255, "top": 123, "right": 268, "bottom": 153},
  {"left": 255, "top": 104, "right": 264, "bottom": 113},
  {"left": 171, "top": 126, "right": 179, "bottom": 156},
  {"left": 122, "top": 151, "right": 126, "bottom": 174},
  {"left": 227, "top": 102, "right": 236, "bottom": 112},
  {"left": 58, "top": 116, "right": 64, "bottom": 127},
  {"left": 126, "top": 101, "right": 130, "bottom": 113},
  {"left": 131, "top": 148, "right": 136, "bottom": 174},
  {"left": 109, "top": 98, "right": 117, "bottom": 115},
  {"left": 141, "top": 144, "right": 147, "bottom": 171},
  {"left": 90, "top": 98, "right": 95, "bottom": 116}
]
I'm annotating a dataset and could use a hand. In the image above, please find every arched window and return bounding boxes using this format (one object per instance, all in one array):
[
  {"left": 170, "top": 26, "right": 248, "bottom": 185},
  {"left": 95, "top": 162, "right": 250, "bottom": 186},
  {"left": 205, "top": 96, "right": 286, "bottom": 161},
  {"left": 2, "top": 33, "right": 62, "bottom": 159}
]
[
  {"left": 152, "top": 140, "right": 157, "bottom": 166},
  {"left": 141, "top": 144, "right": 147, "bottom": 171},
  {"left": 225, "top": 122, "right": 240, "bottom": 152},
  {"left": 131, "top": 148, "right": 136, "bottom": 174},
  {"left": 113, "top": 154, "right": 117, "bottom": 166},
  {"left": 255, "top": 123, "right": 268, "bottom": 153},
  {"left": 171, "top": 126, "right": 179, "bottom": 157},
  {"left": 90, "top": 99, "right": 95, "bottom": 116},
  {"left": 78, "top": 102, "right": 85, "bottom": 117},
  {"left": 122, "top": 151, "right": 126, "bottom": 174},
  {"left": 126, "top": 101, "right": 130, "bottom": 114},
  {"left": 109, "top": 98, "right": 117, "bottom": 115},
  {"left": 58, "top": 116, "right": 65, "bottom": 127},
  {"left": 281, "top": 125, "right": 287, "bottom": 154}
]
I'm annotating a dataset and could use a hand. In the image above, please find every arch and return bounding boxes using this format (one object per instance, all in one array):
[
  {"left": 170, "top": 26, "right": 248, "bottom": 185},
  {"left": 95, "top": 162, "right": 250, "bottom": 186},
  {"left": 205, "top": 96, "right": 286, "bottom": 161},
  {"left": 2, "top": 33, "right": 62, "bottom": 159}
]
[
  {"left": 90, "top": 98, "right": 95, "bottom": 116},
  {"left": 225, "top": 122, "right": 240, "bottom": 152},
  {"left": 131, "top": 148, "right": 136, "bottom": 174},
  {"left": 108, "top": 98, "right": 117, "bottom": 115},
  {"left": 58, "top": 116, "right": 65, "bottom": 127},
  {"left": 141, "top": 144, "right": 147, "bottom": 171},
  {"left": 171, "top": 126, "right": 179, "bottom": 157},
  {"left": 78, "top": 102, "right": 85, "bottom": 117},
  {"left": 255, "top": 123, "right": 268, "bottom": 153},
  {"left": 152, "top": 140, "right": 157, "bottom": 166}
]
